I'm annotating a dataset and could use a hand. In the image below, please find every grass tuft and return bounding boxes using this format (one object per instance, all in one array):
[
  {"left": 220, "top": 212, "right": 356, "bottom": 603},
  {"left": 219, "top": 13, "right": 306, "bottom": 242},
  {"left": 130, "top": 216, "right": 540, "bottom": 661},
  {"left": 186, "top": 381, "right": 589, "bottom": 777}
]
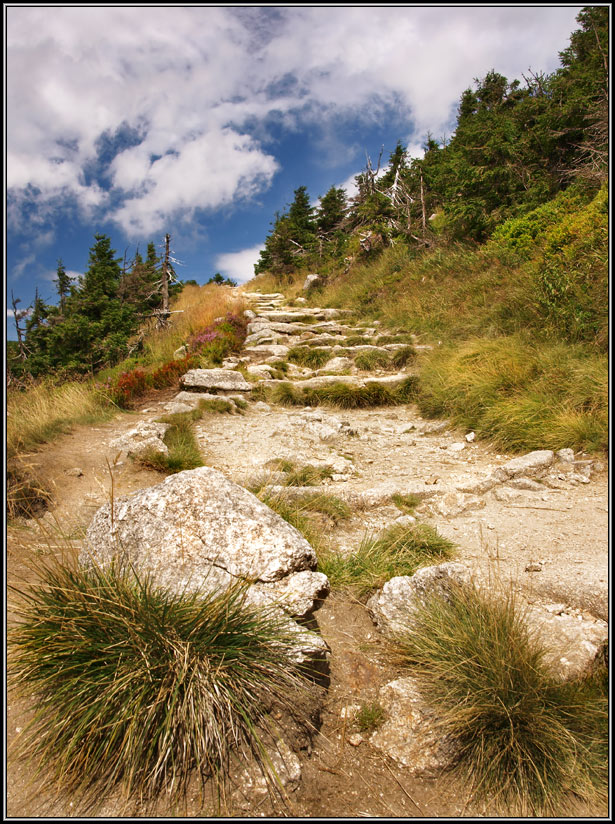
[
  {"left": 354, "top": 351, "right": 391, "bottom": 371},
  {"left": 139, "top": 411, "right": 204, "bottom": 473},
  {"left": 392, "top": 581, "right": 608, "bottom": 815},
  {"left": 319, "top": 523, "right": 454, "bottom": 595},
  {"left": 355, "top": 702, "right": 386, "bottom": 733},
  {"left": 8, "top": 558, "right": 311, "bottom": 806},
  {"left": 287, "top": 347, "right": 332, "bottom": 369}
]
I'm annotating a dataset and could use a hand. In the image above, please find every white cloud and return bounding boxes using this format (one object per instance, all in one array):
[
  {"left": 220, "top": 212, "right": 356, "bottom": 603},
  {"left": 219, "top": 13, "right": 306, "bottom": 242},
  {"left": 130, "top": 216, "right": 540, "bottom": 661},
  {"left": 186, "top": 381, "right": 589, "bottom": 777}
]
[
  {"left": 110, "top": 129, "right": 278, "bottom": 236},
  {"left": 215, "top": 245, "right": 265, "bottom": 284},
  {"left": 7, "top": 6, "right": 582, "bottom": 234},
  {"left": 12, "top": 254, "right": 36, "bottom": 280}
]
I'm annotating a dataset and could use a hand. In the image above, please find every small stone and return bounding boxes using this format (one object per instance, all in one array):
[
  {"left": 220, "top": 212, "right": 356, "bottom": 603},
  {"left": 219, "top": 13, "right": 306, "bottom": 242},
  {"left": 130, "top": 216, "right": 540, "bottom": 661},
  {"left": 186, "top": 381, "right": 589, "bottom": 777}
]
[
  {"left": 465, "top": 432, "right": 475, "bottom": 442},
  {"left": 556, "top": 448, "right": 575, "bottom": 463},
  {"left": 348, "top": 734, "right": 364, "bottom": 747},
  {"left": 341, "top": 704, "right": 361, "bottom": 719},
  {"left": 525, "top": 562, "right": 543, "bottom": 572},
  {"left": 449, "top": 442, "right": 466, "bottom": 452},
  {"left": 65, "top": 467, "right": 84, "bottom": 477}
]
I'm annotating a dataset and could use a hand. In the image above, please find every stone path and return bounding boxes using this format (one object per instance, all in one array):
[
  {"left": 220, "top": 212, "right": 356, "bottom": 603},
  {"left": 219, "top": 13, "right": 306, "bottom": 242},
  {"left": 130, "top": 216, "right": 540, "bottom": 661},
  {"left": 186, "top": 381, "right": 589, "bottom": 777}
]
[{"left": 145, "top": 289, "right": 607, "bottom": 620}]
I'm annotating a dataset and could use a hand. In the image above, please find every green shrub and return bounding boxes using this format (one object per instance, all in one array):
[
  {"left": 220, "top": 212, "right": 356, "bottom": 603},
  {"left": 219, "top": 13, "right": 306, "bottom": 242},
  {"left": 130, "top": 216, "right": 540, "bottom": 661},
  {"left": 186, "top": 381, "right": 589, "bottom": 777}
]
[
  {"left": 392, "top": 581, "right": 608, "bottom": 814},
  {"left": 9, "top": 559, "right": 311, "bottom": 805}
]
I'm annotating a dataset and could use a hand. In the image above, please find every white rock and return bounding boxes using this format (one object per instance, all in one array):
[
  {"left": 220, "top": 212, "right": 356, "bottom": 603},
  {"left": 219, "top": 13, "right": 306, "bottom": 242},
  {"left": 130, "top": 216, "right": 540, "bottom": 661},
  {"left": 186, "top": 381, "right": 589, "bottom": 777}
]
[
  {"left": 491, "top": 450, "right": 554, "bottom": 482},
  {"left": 180, "top": 368, "right": 252, "bottom": 392},
  {"left": 367, "top": 563, "right": 473, "bottom": 637},
  {"left": 82, "top": 467, "right": 320, "bottom": 591},
  {"left": 109, "top": 421, "right": 170, "bottom": 458},
  {"left": 556, "top": 448, "right": 575, "bottom": 463}
]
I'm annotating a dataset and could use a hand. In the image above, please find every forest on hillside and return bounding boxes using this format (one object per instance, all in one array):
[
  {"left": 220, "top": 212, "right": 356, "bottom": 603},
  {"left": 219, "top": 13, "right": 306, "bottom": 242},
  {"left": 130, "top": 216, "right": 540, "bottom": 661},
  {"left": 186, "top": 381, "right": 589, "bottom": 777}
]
[
  {"left": 7, "top": 6, "right": 608, "bottom": 383},
  {"left": 254, "top": 6, "right": 607, "bottom": 282}
]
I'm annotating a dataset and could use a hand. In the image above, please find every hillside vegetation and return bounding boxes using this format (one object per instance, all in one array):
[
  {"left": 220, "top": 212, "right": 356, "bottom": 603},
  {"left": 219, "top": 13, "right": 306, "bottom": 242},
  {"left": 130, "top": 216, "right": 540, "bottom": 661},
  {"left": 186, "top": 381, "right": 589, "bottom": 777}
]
[{"left": 250, "top": 7, "right": 608, "bottom": 455}]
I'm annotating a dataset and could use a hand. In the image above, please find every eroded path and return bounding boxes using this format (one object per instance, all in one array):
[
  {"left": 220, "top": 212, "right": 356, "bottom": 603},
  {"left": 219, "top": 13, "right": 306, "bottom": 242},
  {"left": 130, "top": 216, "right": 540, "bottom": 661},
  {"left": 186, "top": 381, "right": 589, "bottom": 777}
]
[{"left": 6, "top": 290, "right": 608, "bottom": 818}]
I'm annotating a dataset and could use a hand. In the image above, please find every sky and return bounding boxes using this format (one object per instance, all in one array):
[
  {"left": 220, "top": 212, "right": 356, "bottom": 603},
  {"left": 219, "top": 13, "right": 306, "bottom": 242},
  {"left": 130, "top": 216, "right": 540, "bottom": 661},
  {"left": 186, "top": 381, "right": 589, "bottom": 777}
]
[{"left": 6, "top": 4, "right": 584, "bottom": 339}]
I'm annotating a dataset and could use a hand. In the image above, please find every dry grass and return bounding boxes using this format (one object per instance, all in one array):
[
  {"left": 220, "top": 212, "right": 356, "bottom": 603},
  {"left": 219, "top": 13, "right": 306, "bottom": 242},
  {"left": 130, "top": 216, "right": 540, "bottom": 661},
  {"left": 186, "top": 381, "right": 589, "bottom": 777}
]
[
  {"left": 7, "top": 380, "right": 114, "bottom": 460},
  {"left": 142, "top": 284, "right": 245, "bottom": 364},
  {"left": 392, "top": 580, "right": 608, "bottom": 815},
  {"left": 8, "top": 557, "right": 312, "bottom": 809}
]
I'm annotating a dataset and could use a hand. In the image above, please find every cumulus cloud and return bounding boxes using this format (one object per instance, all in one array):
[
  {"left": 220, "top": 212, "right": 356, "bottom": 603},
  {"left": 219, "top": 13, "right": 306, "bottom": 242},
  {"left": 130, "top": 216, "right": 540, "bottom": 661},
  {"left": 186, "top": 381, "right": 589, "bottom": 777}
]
[
  {"left": 215, "top": 245, "right": 265, "bottom": 284},
  {"left": 7, "top": 5, "right": 581, "bottom": 236}
]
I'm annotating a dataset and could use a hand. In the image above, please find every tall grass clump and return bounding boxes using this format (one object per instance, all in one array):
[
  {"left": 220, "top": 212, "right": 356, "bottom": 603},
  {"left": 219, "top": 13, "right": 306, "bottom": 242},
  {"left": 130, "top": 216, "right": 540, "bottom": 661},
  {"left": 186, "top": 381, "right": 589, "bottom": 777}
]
[
  {"left": 9, "top": 558, "right": 311, "bottom": 806},
  {"left": 354, "top": 351, "right": 391, "bottom": 371},
  {"left": 138, "top": 412, "right": 204, "bottom": 474},
  {"left": 392, "top": 581, "right": 608, "bottom": 814},
  {"left": 320, "top": 523, "right": 455, "bottom": 595},
  {"left": 268, "top": 379, "right": 417, "bottom": 409},
  {"left": 417, "top": 336, "right": 608, "bottom": 453}
]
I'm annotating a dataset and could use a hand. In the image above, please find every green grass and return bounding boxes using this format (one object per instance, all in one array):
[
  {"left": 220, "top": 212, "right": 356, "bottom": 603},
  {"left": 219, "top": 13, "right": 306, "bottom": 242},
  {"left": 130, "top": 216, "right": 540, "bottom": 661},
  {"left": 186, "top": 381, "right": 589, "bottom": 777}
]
[
  {"left": 319, "top": 523, "right": 455, "bottom": 595},
  {"left": 355, "top": 702, "right": 386, "bottom": 733},
  {"left": 345, "top": 335, "right": 372, "bottom": 346},
  {"left": 391, "top": 492, "right": 423, "bottom": 515},
  {"left": 287, "top": 347, "right": 332, "bottom": 369},
  {"left": 264, "top": 460, "right": 334, "bottom": 487},
  {"left": 268, "top": 379, "right": 417, "bottom": 409},
  {"left": 8, "top": 558, "right": 312, "bottom": 806},
  {"left": 392, "top": 581, "right": 608, "bottom": 815},
  {"left": 252, "top": 487, "right": 351, "bottom": 550},
  {"left": 354, "top": 351, "right": 391, "bottom": 371},
  {"left": 139, "top": 410, "right": 204, "bottom": 473},
  {"left": 390, "top": 345, "right": 417, "bottom": 369}
]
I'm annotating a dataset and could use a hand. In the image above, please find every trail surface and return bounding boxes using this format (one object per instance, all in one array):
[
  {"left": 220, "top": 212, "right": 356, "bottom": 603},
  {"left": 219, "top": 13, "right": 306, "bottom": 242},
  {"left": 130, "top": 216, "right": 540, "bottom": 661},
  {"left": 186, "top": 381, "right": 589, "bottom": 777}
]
[{"left": 6, "top": 291, "right": 608, "bottom": 817}]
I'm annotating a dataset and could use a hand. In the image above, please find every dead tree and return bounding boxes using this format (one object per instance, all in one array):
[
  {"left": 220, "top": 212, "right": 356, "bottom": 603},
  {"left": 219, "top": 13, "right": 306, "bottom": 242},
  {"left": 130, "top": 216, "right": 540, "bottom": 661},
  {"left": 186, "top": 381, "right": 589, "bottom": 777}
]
[{"left": 11, "top": 291, "right": 29, "bottom": 361}]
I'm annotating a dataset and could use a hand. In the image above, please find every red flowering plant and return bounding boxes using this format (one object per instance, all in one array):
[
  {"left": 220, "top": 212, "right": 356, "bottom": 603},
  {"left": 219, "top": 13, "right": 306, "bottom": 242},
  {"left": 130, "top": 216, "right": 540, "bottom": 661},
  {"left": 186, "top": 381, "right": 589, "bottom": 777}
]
[{"left": 111, "top": 369, "right": 152, "bottom": 407}]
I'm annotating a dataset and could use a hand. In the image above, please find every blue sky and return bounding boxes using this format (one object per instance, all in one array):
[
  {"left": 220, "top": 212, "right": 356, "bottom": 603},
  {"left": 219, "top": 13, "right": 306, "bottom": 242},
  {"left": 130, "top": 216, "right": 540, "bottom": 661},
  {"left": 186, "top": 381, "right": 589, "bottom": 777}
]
[{"left": 6, "top": 5, "right": 583, "bottom": 340}]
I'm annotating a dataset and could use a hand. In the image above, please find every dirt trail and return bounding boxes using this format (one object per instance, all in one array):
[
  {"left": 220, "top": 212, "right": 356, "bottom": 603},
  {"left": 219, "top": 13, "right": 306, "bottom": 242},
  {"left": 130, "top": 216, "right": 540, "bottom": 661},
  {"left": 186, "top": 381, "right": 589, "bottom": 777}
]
[{"left": 6, "top": 292, "right": 608, "bottom": 818}]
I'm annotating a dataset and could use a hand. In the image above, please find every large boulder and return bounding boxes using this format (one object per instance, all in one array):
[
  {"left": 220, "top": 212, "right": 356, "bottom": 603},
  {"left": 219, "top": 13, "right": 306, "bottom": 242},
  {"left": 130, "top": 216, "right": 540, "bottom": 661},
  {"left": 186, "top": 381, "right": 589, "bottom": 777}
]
[{"left": 81, "top": 467, "right": 328, "bottom": 621}]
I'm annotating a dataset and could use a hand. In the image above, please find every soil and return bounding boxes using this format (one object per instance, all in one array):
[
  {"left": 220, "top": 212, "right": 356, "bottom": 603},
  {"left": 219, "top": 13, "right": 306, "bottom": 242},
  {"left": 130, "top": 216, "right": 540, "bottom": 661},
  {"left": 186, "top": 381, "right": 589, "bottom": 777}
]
[{"left": 6, "top": 308, "right": 609, "bottom": 819}]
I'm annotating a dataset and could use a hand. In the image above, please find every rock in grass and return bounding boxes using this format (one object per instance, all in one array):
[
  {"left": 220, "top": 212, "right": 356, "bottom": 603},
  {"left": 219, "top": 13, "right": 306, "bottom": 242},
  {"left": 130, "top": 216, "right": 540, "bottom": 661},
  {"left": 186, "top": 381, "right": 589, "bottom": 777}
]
[
  {"left": 82, "top": 467, "right": 324, "bottom": 611},
  {"left": 180, "top": 368, "right": 252, "bottom": 393},
  {"left": 367, "top": 563, "right": 473, "bottom": 637},
  {"left": 109, "top": 421, "right": 170, "bottom": 458}
]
